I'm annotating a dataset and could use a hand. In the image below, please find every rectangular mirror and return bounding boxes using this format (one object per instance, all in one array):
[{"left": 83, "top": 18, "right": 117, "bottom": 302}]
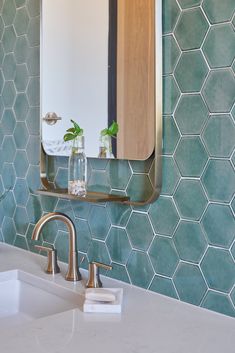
[{"left": 41, "top": 0, "right": 156, "bottom": 160}]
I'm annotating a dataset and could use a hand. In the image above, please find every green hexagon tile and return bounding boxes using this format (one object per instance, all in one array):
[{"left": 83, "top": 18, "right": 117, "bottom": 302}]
[{"left": 0, "top": 0, "right": 234, "bottom": 318}]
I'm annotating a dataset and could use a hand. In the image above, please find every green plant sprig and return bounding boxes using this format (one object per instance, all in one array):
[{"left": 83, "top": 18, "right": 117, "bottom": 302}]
[
  {"left": 63, "top": 120, "right": 84, "bottom": 142},
  {"left": 101, "top": 121, "right": 119, "bottom": 138}
]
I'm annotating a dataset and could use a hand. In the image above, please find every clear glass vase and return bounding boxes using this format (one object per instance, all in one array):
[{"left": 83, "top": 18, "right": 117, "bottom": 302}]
[
  {"left": 98, "top": 135, "right": 114, "bottom": 158},
  {"left": 68, "top": 136, "right": 87, "bottom": 196}
]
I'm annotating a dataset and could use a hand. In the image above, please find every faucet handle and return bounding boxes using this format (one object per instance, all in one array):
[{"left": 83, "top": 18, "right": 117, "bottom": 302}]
[
  {"left": 34, "top": 245, "right": 60, "bottom": 275},
  {"left": 86, "top": 261, "right": 112, "bottom": 288}
]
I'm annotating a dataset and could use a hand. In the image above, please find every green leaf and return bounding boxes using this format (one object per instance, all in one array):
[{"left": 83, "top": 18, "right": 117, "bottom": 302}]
[
  {"left": 71, "top": 119, "right": 82, "bottom": 134},
  {"left": 63, "top": 133, "right": 76, "bottom": 142},
  {"left": 66, "top": 127, "right": 75, "bottom": 133},
  {"left": 101, "top": 128, "right": 108, "bottom": 136},
  {"left": 109, "top": 121, "right": 119, "bottom": 136}
]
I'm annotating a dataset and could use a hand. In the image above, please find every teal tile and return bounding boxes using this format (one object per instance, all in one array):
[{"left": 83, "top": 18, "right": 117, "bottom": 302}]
[
  {"left": 1, "top": 109, "right": 16, "bottom": 135},
  {"left": 149, "top": 236, "right": 179, "bottom": 277},
  {"left": 55, "top": 230, "right": 69, "bottom": 263},
  {"left": 108, "top": 160, "right": 131, "bottom": 190},
  {"left": 27, "top": 16, "right": 40, "bottom": 46},
  {"left": 2, "top": 81, "right": 16, "bottom": 111},
  {"left": 163, "top": 76, "right": 180, "bottom": 115},
  {"left": 13, "top": 206, "right": 28, "bottom": 235},
  {"left": 162, "top": 0, "right": 180, "bottom": 34},
  {"left": 15, "top": 36, "right": 29, "bottom": 64},
  {"left": 2, "top": 163, "right": 15, "bottom": 189},
  {"left": 71, "top": 201, "right": 91, "bottom": 220},
  {"left": 202, "top": 115, "right": 235, "bottom": 157},
  {"left": 55, "top": 199, "right": 75, "bottom": 231},
  {"left": 127, "top": 251, "right": 154, "bottom": 289},
  {"left": 175, "top": 94, "right": 209, "bottom": 135},
  {"left": 163, "top": 116, "right": 180, "bottom": 155},
  {"left": 14, "top": 93, "right": 29, "bottom": 121},
  {"left": 15, "top": 0, "right": 26, "bottom": 8},
  {"left": 173, "top": 263, "right": 207, "bottom": 305},
  {"left": 231, "top": 287, "right": 235, "bottom": 306},
  {"left": 202, "top": 160, "right": 235, "bottom": 203},
  {"left": 26, "top": 135, "right": 40, "bottom": 165},
  {"left": 26, "top": 194, "right": 42, "bottom": 223},
  {"left": 13, "top": 155, "right": 30, "bottom": 187},
  {"left": 26, "top": 165, "right": 40, "bottom": 192},
  {"left": 2, "top": 217, "right": 16, "bottom": 244},
  {"left": 2, "top": 191, "right": 16, "bottom": 218},
  {"left": 107, "top": 263, "right": 130, "bottom": 284},
  {"left": 0, "top": 14, "right": 3, "bottom": 34},
  {"left": 13, "top": 178, "right": 29, "bottom": 206},
  {"left": 26, "top": 46, "right": 39, "bottom": 76},
  {"left": 0, "top": 43, "right": 4, "bottom": 66},
  {"left": 149, "top": 196, "right": 179, "bottom": 236},
  {"left": 178, "top": 0, "right": 201, "bottom": 8},
  {"left": 163, "top": 35, "right": 180, "bottom": 75},
  {"left": 126, "top": 174, "right": 153, "bottom": 203},
  {"left": 107, "top": 202, "right": 131, "bottom": 227},
  {"left": 202, "top": 204, "right": 235, "bottom": 248},
  {"left": 14, "top": 64, "right": 29, "bottom": 92},
  {"left": 14, "top": 234, "right": 28, "bottom": 251},
  {"left": 175, "top": 51, "right": 208, "bottom": 93},
  {"left": 130, "top": 156, "right": 153, "bottom": 173},
  {"left": 161, "top": 156, "right": 180, "bottom": 195},
  {"left": 14, "top": 7, "right": 29, "bottom": 35},
  {"left": 40, "top": 195, "right": 57, "bottom": 213},
  {"left": 87, "top": 240, "right": 111, "bottom": 269},
  {"left": 26, "top": 77, "right": 40, "bottom": 106},
  {"left": 2, "top": 136, "right": 16, "bottom": 163},
  {"left": 175, "top": 137, "right": 208, "bottom": 177},
  {"left": 175, "top": 8, "right": 208, "bottom": 50},
  {"left": 202, "top": 291, "right": 235, "bottom": 318},
  {"left": 26, "top": 107, "right": 40, "bottom": 134},
  {"left": 203, "top": 24, "right": 235, "bottom": 68},
  {"left": 2, "top": 0, "right": 16, "bottom": 26},
  {"left": 88, "top": 169, "right": 111, "bottom": 193},
  {"left": 2, "top": 53, "right": 16, "bottom": 81},
  {"left": 174, "top": 221, "right": 207, "bottom": 263},
  {"left": 201, "top": 248, "right": 235, "bottom": 292},
  {"left": 127, "top": 212, "right": 154, "bottom": 251},
  {"left": 74, "top": 218, "right": 91, "bottom": 253},
  {"left": 106, "top": 227, "right": 131, "bottom": 264},
  {"left": 90, "top": 158, "right": 109, "bottom": 170},
  {"left": 202, "top": 70, "right": 235, "bottom": 113},
  {"left": 27, "top": 0, "right": 40, "bottom": 17},
  {"left": 202, "top": 0, "right": 235, "bottom": 24},
  {"left": 88, "top": 205, "right": 111, "bottom": 240},
  {"left": 0, "top": 70, "right": 3, "bottom": 94},
  {"left": 174, "top": 180, "right": 207, "bottom": 221},
  {"left": 2, "top": 25, "right": 16, "bottom": 53},
  {"left": 13, "top": 122, "right": 29, "bottom": 149},
  {"left": 149, "top": 276, "right": 178, "bottom": 299}
]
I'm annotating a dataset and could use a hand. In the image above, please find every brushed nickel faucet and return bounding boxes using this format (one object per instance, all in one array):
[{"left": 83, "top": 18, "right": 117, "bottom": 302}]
[{"left": 32, "top": 212, "right": 82, "bottom": 281}]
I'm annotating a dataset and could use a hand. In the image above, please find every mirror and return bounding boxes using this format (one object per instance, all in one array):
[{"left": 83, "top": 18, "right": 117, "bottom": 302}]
[{"left": 41, "top": 0, "right": 156, "bottom": 160}]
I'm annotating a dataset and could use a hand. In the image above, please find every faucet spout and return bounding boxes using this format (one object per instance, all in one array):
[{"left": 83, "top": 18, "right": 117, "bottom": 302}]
[{"left": 32, "top": 212, "right": 81, "bottom": 281}]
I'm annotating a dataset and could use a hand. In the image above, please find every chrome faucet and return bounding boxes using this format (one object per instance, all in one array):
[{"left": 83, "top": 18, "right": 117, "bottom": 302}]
[{"left": 32, "top": 212, "right": 81, "bottom": 281}]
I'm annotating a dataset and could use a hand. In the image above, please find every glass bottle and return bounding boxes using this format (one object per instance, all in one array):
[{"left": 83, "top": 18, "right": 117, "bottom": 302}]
[{"left": 68, "top": 136, "right": 87, "bottom": 196}]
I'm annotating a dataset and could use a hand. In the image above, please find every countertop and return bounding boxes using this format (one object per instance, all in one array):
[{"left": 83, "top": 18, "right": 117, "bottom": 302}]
[{"left": 0, "top": 243, "right": 234, "bottom": 353}]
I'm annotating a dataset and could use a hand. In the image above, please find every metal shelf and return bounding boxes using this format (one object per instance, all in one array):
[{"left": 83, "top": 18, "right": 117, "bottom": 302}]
[{"left": 37, "top": 188, "right": 129, "bottom": 203}]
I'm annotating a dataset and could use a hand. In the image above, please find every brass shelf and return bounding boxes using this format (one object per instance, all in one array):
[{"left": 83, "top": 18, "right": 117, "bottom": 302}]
[{"left": 37, "top": 188, "right": 130, "bottom": 203}]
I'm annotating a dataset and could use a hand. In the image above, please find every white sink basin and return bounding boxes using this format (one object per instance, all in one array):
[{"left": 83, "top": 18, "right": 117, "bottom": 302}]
[{"left": 0, "top": 270, "right": 81, "bottom": 328}]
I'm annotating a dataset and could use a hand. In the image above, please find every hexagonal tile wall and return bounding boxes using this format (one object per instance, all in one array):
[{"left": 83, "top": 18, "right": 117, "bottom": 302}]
[{"left": 0, "top": 0, "right": 234, "bottom": 319}]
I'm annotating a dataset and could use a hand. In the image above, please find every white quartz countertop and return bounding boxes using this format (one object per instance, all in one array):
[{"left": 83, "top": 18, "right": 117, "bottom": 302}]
[{"left": 0, "top": 243, "right": 234, "bottom": 353}]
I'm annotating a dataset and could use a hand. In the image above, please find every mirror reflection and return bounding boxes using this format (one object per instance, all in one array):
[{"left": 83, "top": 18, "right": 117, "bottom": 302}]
[{"left": 41, "top": 0, "right": 155, "bottom": 160}]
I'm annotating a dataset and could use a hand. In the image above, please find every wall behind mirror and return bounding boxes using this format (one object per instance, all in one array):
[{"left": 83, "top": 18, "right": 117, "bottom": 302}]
[{"left": 41, "top": 0, "right": 155, "bottom": 160}]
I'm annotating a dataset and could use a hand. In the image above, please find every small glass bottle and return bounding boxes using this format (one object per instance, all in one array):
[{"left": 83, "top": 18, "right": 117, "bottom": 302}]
[
  {"left": 98, "top": 134, "right": 114, "bottom": 158},
  {"left": 68, "top": 136, "right": 87, "bottom": 196}
]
